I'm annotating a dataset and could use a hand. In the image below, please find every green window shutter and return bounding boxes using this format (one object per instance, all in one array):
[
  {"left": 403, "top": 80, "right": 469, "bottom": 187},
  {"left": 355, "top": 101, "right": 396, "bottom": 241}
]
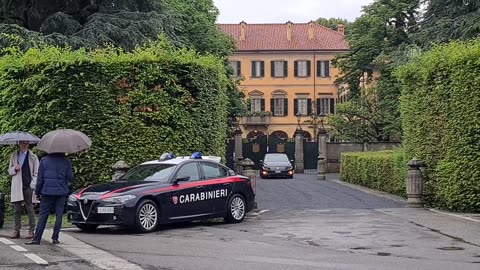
[
  {"left": 307, "top": 98, "right": 312, "bottom": 115},
  {"left": 316, "top": 60, "right": 321, "bottom": 77},
  {"left": 306, "top": 61, "right": 311, "bottom": 77},
  {"left": 325, "top": 61, "right": 330, "bottom": 77},
  {"left": 284, "top": 98, "right": 288, "bottom": 116},
  {"left": 251, "top": 61, "right": 255, "bottom": 77},
  {"left": 237, "top": 62, "right": 241, "bottom": 76},
  {"left": 260, "top": 61, "right": 265, "bottom": 77},
  {"left": 270, "top": 98, "right": 275, "bottom": 114},
  {"left": 294, "top": 98, "right": 298, "bottom": 115},
  {"left": 271, "top": 61, "right": 275, "bottom": 77},
  {"left": 294, "top": 61, "right": 298, "bottom": 77},
  {"left": 329, "top": 98, "right": 335, "bottom": 114},
  {"left": 261, "top": 99, "right": 265, "bottom": 111},
  {"left": 283, "top": 61, "right": 288, "bottom": 77}
]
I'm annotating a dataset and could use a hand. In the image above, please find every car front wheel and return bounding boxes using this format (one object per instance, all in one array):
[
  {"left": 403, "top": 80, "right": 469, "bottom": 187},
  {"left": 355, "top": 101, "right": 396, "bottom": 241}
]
[
  {"left": 225, "top": 194, "right": 246, "bottom": 223},
  {"left": 135, "top": 199, "right": 159, "bottom": 233}
]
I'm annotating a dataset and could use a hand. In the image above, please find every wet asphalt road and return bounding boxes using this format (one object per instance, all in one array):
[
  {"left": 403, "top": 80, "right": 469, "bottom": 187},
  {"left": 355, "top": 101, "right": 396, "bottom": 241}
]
[
  {"left": 2, "top": 174, "right": 479, "bottom": 270},
  {"left": 255, "top": 173, "right": 404, "bottom": 211}
]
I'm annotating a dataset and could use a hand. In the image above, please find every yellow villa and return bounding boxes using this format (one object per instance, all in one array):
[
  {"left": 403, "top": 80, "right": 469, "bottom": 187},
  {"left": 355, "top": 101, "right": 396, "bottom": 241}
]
[{"left": 219, "top": 21, "right": 349, "bottom": 141}]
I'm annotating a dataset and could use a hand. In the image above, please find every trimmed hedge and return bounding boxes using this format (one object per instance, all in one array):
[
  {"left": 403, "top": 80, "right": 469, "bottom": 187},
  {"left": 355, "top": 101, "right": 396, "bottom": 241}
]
[
  {"left": 396, "top": 40, "right": 480, "bottom": 212},
  {"left": 0, "top": 39, "right": 229, "bottom": 204},
  {"left": 340, "top": 149, "right": 407, "bottom": 197}
]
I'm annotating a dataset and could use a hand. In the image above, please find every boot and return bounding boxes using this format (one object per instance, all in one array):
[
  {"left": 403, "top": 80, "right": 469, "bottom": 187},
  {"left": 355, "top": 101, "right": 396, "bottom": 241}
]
[
  {"left": 9, "top": 231, "right": 20, "bottom": 239},
  {"left": 26, "top": 231, "right": 34, "bottom": 239}
]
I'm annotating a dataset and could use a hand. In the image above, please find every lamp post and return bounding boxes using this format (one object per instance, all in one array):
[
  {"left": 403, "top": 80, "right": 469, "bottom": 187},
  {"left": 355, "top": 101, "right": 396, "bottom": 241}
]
[
  {"left": 296, "top": 112, "right": 303, "bottom": 131},
  {"left": 294, "top": 112, "right": 304, "bottom": 173},
  {"left": 317, "top": 113, "right": 327, "bottom": 180}
]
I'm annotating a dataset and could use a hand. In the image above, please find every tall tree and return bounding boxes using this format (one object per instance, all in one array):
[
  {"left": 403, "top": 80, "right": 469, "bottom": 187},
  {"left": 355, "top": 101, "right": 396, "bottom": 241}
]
[
  {"left": 315, "top": 17, "right": 350, "bottom": 32},
  {"left": 330, "top": 0, "right": 420, "bottom": 141},
  {"left": 414, "top": 0, "right": 480, "bottom": 47}
]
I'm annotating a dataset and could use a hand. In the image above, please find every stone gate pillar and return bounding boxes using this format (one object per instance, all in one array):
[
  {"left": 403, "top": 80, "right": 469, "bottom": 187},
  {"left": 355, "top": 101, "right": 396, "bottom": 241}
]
[
  {"left": 406, "top": 159, "right": 424, "bottom": 208},
  {"left": 317, "top": 128, "right": 328, "bottom": 180},
  {"left": 233, "top": 128, "right": 243, "bottom": 174},
  {"left": 294, "top": 129, "right": 304, "bottom": 173}
]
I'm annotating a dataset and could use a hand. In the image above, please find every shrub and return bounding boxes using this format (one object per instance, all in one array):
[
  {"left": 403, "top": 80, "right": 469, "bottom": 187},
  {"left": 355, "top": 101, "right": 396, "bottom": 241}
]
[
  {"left": 340, "top": 149, "right": 407, "bottom": 197},
  {"left": 396, "top": 40, "right": 480, "bottom": 212},
  {"left": 0, "top": 39, "right": 229, "bottom": 204}
]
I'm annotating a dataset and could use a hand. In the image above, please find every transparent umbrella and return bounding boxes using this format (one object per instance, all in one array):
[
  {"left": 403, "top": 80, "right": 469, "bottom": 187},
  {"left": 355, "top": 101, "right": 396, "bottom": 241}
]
[
  {"left": 37, "top": 129, "right": 92, "bottom": 154},
  {"left": 0, "top": 131, "right": 41, "bottom": 145}
]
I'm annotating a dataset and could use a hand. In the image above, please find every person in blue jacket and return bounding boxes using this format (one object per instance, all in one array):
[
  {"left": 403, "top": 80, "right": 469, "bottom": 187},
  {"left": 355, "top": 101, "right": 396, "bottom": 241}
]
[{"left": 25, "top": 153, "right": 74, "bottom": 245}]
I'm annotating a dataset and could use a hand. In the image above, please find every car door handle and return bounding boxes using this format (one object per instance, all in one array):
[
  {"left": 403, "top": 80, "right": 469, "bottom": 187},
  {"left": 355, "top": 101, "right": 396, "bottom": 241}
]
[
  {"left": 196, "top": 186, "right": 204, "bottom": 189},
  {"left": 223, "top": 183, "right": 231, "bottom": 186}
]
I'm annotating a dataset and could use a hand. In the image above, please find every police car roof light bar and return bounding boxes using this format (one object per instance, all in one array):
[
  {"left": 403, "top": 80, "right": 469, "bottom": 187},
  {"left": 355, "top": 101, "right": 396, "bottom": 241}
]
[
  {"left": 159, "top": 153, "right": 175, "bottom": 161},
  {"left": 190, "top": 152, "right": 202, "bottom": 159}
]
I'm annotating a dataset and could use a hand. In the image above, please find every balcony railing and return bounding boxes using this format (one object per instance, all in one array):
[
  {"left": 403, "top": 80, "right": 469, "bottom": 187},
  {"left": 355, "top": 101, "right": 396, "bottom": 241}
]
[{"left": 242, "top": 116, "right": 271, "bottom": 126}]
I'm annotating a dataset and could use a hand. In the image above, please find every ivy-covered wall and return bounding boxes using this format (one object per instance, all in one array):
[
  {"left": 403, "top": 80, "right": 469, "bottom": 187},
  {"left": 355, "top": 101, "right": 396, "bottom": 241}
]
[
  {"left": 396, "top": 40, "right": 480, "bottom": 212},
  {"left": 0, "top": 40, "right": 229, "bottom": 200}
]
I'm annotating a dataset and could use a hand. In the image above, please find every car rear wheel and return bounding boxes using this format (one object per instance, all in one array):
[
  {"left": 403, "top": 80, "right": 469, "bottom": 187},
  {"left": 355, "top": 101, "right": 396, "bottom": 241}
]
[
  {"left": 225, "top": 194, "right": 246, "bottom": 223},
  {"left": 135, "top": 199, "right": 159, "bottom": 233},
  {"left": 75, "top": 224, "right": 99, "bottom": 232}
]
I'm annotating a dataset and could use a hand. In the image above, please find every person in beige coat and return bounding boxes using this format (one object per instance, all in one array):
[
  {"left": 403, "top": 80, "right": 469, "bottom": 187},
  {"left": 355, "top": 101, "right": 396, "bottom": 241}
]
[{"left": 8, "top": 141, "right": 39, "bottom": 239}]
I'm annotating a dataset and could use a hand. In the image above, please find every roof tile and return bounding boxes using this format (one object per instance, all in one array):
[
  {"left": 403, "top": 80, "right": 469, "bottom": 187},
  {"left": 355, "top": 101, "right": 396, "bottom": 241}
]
[{"left": 218, "top": 23, "right": 349, "bottom": 51}]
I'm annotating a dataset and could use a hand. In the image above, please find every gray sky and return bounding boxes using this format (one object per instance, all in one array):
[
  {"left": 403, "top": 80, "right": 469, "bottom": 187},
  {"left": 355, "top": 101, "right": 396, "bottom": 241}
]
[{"left": 213, "top": 0, "right": 374, "bottom": 23}]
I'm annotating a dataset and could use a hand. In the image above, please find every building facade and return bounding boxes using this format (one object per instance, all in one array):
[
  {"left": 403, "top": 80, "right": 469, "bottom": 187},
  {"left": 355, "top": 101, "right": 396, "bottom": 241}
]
[{"left": 219, "top": 21, "right": 349, "bottom": 141}]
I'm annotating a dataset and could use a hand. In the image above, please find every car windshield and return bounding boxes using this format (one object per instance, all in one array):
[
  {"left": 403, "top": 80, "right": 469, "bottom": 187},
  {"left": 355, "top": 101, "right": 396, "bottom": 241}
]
[
  {"left": 264, "top": 154, "right": 289, "bottom": 162},
  {"left": 120, "top": 164, "right": 176, "bottom": 182}
]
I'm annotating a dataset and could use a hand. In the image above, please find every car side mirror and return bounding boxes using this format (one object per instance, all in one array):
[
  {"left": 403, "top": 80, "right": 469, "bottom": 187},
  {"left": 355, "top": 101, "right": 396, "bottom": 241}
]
[
  {"left": 259, "top": 160, "right": 263, "bottom": 164},
  {"left": 173, "top": 175, "right": 190, "bottom": 185},
  {"left": 228, "top": 169, "right": 236, "bottom": 176},
  {"left": 290, "top": 160, "right": 294, "bottom": 164}
]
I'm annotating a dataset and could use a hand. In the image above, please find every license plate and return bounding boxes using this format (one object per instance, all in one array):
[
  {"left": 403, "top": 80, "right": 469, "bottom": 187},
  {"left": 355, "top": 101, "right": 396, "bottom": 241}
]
[
  {"left": 275, "top": 170, "right": 281, "bottom": 173},
  {"left": 97, "top": 207, "right": 114, "bottom": 214}
]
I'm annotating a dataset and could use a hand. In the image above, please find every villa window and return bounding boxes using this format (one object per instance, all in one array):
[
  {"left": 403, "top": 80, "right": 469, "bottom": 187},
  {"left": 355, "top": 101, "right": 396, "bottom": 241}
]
[
  {"left": 294, "top": 98, "right": 312, "bottom": 116},
  {"left": 317, "top": 60, "right": 330, "bottom": 77},
  {"left": 294, "top": 60, "right": 311, "bottom": 77},
  {"left": 230, "top": 61, "right": 241, "bottom": 76},
  {"left": 271, "top": 61, "right": 288, "bottom": 78},
  {"left": 251, "top": 61, "right": 265, "bottom": 77}
]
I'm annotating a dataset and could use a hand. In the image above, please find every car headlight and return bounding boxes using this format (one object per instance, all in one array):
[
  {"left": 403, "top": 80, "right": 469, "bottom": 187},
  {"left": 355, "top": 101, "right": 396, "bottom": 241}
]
[
  {"left": 102, "top": 195, "right": 136, "bottom": 204},
  {"left": 68, "top": 194, "right": 78, "bottom": 202}
]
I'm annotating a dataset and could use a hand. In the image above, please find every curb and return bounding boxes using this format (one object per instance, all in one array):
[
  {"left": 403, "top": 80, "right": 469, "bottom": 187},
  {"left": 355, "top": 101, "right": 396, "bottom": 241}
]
[
  {"left": 328, "top": 178, "right": 407, "bottom": 204},
  {"left": 328, "top": 178, "right": 480, "bottom": 224}
]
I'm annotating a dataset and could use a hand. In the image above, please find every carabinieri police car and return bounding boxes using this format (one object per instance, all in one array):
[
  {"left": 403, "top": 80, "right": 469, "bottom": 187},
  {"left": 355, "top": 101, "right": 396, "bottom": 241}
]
[{"left": 66, "top": 152, "right": 255, "bottom": 233}]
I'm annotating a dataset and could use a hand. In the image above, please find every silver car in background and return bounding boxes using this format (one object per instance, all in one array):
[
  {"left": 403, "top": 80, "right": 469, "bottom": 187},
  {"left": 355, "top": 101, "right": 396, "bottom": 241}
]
[{"left": 260, "top": 153, "right": 294, "bottom": 179}]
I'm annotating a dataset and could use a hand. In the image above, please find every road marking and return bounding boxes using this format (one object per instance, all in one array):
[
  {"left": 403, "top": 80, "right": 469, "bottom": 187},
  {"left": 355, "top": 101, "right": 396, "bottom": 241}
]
[
  {"left": 258, "top": 209, "right": 270, "bottom": 214},
  {"left": 24, "top": 253, "right": 49, "bottom": 265},
  {"left": 0, "top": 238, "right": 15, "bottom": 245},
  {"left": 42, "top": 229, "right": 142, "bottom": 270},
  {"left": 10, "top": 245, "right": 28, "bottom": 252},
  {"left": 429, "top": 209, "right": 480, "bottom": 223}
]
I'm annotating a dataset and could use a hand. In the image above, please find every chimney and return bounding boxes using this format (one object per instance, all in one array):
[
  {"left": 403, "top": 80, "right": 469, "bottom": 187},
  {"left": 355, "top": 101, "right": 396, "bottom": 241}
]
[
  {"left": 337, "top": 24, "right": 345, "bottom": 35},
  {"left": 286, "top": 21, "right": 293, "bottom": 41},
  {"left": 240, "top": 21, "right": 247, "bottom": 41},
  {"left": 308, "top": 20, "right": 315, "bottom": 40}
]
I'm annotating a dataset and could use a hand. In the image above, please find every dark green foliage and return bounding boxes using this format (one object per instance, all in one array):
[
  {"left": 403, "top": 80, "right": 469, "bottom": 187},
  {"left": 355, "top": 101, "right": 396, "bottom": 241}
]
[
  {"left": 396, "top": 40, "right": 480, "bottom": 212},
  {"left": 315, "top": 17, "right": 350, "bottom": 32},
  {"left": 330, "top": 0, "right": 419, "bottom": 142},
  {"left": 340, "top": 149, "right": 407, "bottom": 197},
  {"left": 414, "top": 0, "right": 480, "bottom": 47},
  {"left": 0, "top": 40, "right": 229, "bottom": 202}
]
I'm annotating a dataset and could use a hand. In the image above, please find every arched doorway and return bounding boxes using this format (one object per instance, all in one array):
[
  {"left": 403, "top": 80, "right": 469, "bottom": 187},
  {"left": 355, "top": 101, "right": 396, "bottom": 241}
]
[
  {"left": 246, "top": 130, "right": 265, "bottom": 141},
  {"left": 270, "top": 130, "right": 288, "bottom": 140}
]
